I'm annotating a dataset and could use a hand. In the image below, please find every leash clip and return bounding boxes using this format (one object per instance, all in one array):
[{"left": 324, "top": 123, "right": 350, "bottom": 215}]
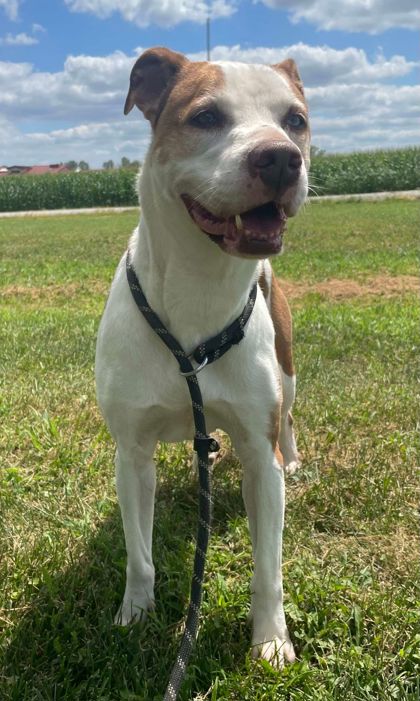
[
  {"left": 180, "top": 355, "right": 208, "bottom": 377},
  {"left": 194, "top": 435, "right": 220, "bottom": 453}
]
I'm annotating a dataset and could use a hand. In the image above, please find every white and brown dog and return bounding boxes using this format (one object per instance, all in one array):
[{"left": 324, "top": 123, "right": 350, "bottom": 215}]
[{"left": 95, "top": 47, "right": 310, "bottom": 668}]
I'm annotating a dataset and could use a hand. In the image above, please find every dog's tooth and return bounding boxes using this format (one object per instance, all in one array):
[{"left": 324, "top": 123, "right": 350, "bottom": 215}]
[{"left": 235, "top": 214, "right": 243, "bottom": 231}]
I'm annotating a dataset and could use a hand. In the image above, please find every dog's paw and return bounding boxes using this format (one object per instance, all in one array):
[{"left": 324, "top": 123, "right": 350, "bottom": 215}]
[
  {"left": 284, "top": 459, "right": 301, "bottom": 476},
  {"left": 251, "top": 609, "right": 295, "bottom": 670},
  {"left": 114, "top": 595, "right": 154, "bottom": 626},
  {"left": 252, "top": 634, "right": 296, "bottom": 669}
]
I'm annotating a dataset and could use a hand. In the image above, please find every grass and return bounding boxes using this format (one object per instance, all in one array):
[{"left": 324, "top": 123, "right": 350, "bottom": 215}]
[{"left": 0, "top": 200, "right": 419, "bottom": 700}]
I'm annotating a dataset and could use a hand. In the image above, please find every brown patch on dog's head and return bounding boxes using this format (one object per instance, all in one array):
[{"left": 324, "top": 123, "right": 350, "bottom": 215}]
[
  {"left": 271, "top": 59, "right": 305, "bottom": 101},
  {"left": 124, "top": 47, "right": 187, "bottom": 125},
  {"left": 124, "top": 47, "right": 225, "bottom": 162},
  {"left": 151, "top": 60, "right": 225, "bottom": 161}
]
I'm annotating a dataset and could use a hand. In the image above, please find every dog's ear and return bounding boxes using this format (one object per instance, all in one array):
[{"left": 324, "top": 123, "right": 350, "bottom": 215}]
[
  {"left": 124, "top": 47, "right": 187, "bottom": 124},
  {"left": 272, "top": 59, "right": 304, "bottom": 97}
]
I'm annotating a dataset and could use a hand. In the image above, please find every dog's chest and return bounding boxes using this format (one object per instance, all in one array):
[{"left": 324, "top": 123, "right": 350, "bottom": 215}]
[{"left": 97, "top": 303, "right": 278, "bottom": 443}]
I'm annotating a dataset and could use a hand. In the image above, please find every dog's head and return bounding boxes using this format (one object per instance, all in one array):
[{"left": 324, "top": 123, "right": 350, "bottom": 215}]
[{"left": 125, "top": 47, "right": 310, "bottom": 258}]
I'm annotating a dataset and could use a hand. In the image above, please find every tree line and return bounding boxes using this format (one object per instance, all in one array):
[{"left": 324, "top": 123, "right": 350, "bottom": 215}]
[{"left": 65, "top": 157, "right": 141, "bottom": 171}]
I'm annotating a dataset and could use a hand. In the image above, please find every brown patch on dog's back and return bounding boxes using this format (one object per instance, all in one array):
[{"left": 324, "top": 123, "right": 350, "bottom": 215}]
[
  {"left": 153, "top": 61, "right": 225, "bottom": 162},
  {"left": 268, "top": 403, "right": 281, "bottom": 451},
  {"left": 275, "top": 445, "right": 284, "bottom": 467},
  {"left": 258, "top": 268, "right": 270, "bottom": 300},
  {"left": 271, "top": 272, "right": 294, "bottom": 377}
]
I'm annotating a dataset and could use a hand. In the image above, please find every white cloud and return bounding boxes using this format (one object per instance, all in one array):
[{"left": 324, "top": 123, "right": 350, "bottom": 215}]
[
  {"left": 307, "top": 81, "right": 420, "bottom": 151},
  {"left": 0, "top": 51, "right": 131, "bottom": 122},
  {"left": 307, "top": 83, "right": 420, "bottom": 116},
  {"left": 62, "top": 0, "right": 420, "bottom": 32},
  {"left": 259, "top": 0, "right": 420, "bottom": 33},
  {"left": 64, "top": 0, "right": 235, "bottom": 27},
  {"left": 189, "top": 43, "right": 418, "bottom": 85},
  {"left": 0, "top": 32, "right": 39, "bottom": 46},
  {"left": 0, "top": 0, "right": 19, "bottom": 20},
  {"left": 32, "top": 23, "right": 47, "bottom": 34}
]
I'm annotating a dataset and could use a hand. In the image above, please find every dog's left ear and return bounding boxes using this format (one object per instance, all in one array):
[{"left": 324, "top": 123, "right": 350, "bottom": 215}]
[
  {"left": 272, "top": 59, "right": 304, "bottom": 97},
  {"left": 124, "top": 47, "right": 188, "bottom": 124}
]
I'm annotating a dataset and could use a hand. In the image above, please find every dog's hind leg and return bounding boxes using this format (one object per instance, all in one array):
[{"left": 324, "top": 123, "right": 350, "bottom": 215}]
[
  {"left": 260, "top": 262, "right": 301, "bottom": 474},
  {"left": 114, "top": 438, "right": 157, "bottom": 626}
]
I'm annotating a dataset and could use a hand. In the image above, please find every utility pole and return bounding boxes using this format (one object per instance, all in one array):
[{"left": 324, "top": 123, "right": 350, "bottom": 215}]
[{"left": 206, "top": 16, "right": 211, "bottom": 61}]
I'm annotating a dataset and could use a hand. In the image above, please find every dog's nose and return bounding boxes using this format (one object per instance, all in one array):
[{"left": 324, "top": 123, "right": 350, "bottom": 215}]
[{"left": 247, "top": 142, "right": 302, "bottom": 191}]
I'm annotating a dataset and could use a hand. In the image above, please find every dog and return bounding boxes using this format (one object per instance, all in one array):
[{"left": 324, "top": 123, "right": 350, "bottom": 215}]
[{"left": 95, "top": 46, "right": 310, "bottom": 668}]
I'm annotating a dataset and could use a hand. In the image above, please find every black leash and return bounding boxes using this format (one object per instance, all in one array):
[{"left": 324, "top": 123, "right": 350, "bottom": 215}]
[{"left": 126, "top": 251, "right": 257, "bottom": 700}]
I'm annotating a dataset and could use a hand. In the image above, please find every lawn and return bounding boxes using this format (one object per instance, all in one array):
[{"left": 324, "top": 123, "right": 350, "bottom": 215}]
[{"left": 0, "top": 200, "right": 419, "bottom": 701}]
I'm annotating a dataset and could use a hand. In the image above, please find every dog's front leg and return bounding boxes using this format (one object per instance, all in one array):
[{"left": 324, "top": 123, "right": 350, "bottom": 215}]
[
  {"left": 236, "top": 437, "right": 295, "bottom": 668},
  {"left": 114, "top": 440, "right": 157, "bottom": 625}
]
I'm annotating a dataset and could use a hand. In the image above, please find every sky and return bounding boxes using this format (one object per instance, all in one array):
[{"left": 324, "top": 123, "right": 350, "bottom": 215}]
[{"left": 0, "top": 0, "right": 419, "bottom": 168}]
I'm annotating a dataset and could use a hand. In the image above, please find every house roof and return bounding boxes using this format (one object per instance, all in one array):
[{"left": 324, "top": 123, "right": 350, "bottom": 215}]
[{"left": 25, "top": 164, "right": 69, "bottom": 175}]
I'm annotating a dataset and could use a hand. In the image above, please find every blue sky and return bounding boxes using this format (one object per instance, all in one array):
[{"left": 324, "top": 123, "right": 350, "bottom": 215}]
[{"left": 0, "top": 0, "right": 419, "bottom": 167}]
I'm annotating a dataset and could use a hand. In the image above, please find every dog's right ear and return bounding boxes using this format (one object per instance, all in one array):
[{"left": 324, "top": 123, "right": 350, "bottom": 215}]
[{"left": 124, "top": 47, "right": 187, "bottom": 124}]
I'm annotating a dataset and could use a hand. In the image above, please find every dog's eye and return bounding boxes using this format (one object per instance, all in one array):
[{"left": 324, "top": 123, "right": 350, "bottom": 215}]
[
  {"left": 190, "top": 109, "right": 222, "bottom": 129},
  {"left": 285, "top": 113, "right": 306, "bottom": 130}
]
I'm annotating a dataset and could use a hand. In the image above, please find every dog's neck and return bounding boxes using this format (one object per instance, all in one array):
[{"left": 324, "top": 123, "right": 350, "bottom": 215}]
[{"left": 129, "top": 165, "right": 260, "bottom": 353}]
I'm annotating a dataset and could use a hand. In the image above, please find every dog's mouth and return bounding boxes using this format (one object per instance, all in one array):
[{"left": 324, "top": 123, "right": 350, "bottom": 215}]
[{"left": 181, "top": 195, "right": 287, "bottom": 257}]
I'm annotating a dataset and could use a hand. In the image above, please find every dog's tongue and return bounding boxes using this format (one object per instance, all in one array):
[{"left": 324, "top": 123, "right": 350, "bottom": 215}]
[
  {"left": 240, "top": 202, "right": 286, "bottom": 241},
  {"left": 184, "top": 196, "right": 286, "bottom": 241}
]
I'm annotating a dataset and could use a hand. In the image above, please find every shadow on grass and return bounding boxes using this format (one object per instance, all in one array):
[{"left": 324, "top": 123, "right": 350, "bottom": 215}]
[{"left": 2, "top": 456, "right": 250, "bottom": 701}]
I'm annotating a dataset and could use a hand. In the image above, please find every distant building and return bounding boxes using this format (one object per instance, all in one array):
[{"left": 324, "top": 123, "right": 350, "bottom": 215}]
[
  {"left": 1, "top": 163, "right": 71, "bottom": 176},
  {"left": 7, "top": 165, "right": 30, "bottom": 175},
  {"left": 26, "top": 164, "right": 70, "bottom": 175}
]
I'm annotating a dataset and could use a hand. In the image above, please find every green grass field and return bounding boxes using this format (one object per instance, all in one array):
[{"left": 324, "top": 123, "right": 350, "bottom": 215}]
[{"left": 1, "top": 200, "right": 419, "bottom": 700}]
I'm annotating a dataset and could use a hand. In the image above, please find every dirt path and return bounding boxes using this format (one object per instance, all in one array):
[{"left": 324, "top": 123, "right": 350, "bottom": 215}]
[{"left": 280, "top": 275, "right": 418, "bottom": 300}]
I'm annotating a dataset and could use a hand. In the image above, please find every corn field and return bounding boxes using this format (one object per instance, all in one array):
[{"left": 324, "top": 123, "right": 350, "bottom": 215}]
[
  {"left": 0, "top": 147, "right": 419, "bottom": 212},
  {"left": 0, "top": 169, "right": 137, "bottom": 212},
  {"left": 310, "top": 146, "right": 420, "bottom": 196}
]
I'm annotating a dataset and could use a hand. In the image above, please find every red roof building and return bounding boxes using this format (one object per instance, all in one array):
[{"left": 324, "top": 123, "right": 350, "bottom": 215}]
[
  {"left": 25, "top": 164, "right": 70, "bottom": 175},
  {"left": 0, "top": 164, "right": 71, "bottom": 176}
]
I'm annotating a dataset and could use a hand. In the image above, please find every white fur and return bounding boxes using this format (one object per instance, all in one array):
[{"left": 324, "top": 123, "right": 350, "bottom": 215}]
[
  {"left": 95, "top": 59, "right": 308, "bottom": 668},
  {"left": 279, "top": 370, "right": 301, "bottom": 474}
]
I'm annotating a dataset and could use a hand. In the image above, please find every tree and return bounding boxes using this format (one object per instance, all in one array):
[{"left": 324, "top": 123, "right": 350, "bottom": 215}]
[
  {"left": 103, "top": 160, "right": 114, "bottom": 170},
  {"left": 79, "top": 160, "right": 90, "bottom": 171},
  {"left": 310, "top": 145, "right": 325, "bottom": 159},
  {"left": 121, "top": 156, "right": 131, "bottom": 168},
  {"left": 65, "top": 160, "right": 78, "bottom": 171}
]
